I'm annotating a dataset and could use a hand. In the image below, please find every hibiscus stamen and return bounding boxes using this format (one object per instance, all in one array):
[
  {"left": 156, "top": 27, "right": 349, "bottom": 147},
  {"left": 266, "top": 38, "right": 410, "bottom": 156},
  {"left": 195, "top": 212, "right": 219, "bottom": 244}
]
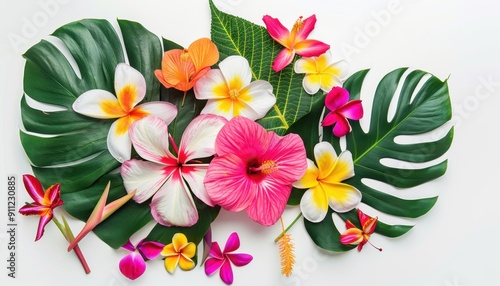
[
  {"left": 248, "top": 160, "right": 278, "bottom": 174},
  {"left": 292, "top": 16, "right": 304, "bottom": 34},
  {"left": 168, "top": 134, "right": 179, "bottom": 156}
]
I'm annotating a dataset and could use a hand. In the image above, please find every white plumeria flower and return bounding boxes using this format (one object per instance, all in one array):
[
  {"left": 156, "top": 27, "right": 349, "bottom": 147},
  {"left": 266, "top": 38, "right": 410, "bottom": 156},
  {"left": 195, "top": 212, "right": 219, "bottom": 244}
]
[
  {"left": 194, "top": 55, "right": 276, "bottom": 120},
  {"left": 294, "top": 50, "right": 349, "bottom": 95},
  {"left": 72, "top": 63, "right": 177, "bottom": 163},
  {"left": 120, "top": 114, "right": 228, "bottom": 227}
]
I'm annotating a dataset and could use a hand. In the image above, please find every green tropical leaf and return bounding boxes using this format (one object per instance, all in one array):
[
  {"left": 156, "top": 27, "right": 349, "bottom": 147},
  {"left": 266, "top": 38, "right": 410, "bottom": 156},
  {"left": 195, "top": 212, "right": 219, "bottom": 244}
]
[
  {"left": 20, "top": 19, "right": 162, "bottom": 249},
  {"left": 297, "top": 68, "right": 453, "bottom": 252},
  {"left": 209, "top": 0, "right": 322, "bottom": 134}
]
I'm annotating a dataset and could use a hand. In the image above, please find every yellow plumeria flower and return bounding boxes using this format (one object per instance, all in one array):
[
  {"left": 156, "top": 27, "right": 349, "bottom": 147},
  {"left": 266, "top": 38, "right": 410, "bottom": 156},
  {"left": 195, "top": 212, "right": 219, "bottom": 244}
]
[
  {"left": 293, "top": 141, "right": 361, "bottom": 222},
  {"left": 293, "top": 50, "right": 349, "bottom": 95},
  {"left": 161, "top": 233, "right": 196, "bottom": 274},
  {"left": 193, "top": 55, "right": 276, "bottom": 121}
]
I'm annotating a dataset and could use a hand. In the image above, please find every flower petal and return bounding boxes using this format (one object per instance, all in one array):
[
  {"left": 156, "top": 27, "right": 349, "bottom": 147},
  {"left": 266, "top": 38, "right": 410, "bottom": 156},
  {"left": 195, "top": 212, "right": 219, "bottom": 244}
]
[
  {"left": 73, "top": 89, "right": 125, "bottom": 119},
  {"left": 178, "top": 254, "right": 195, "bottom": 271},
  {"left": 324, "top": 182, "right": 362, "bottom": 213},
  {"left": 120, "top": 159, "right": 172, "bottom": 203},
  {"left": 188, "top": 38, "right": 219, "bottom": 73},
  {"left": 209, "top": 241, "right": 224, "bottom": 260},
  {"left": 262, "top": 15, "right": 291, "bottom": 48},
  {"left": 114, "top": 63, "right": 146, "bottom": 111},
  {"left": 294, "top": 39, "right": 330, "bottom": 58},
  {"left": 121, "top": 240, "right": 136, "bottom": 252},
  {"left": 223, "top": 232, "right": 240, "bottom": 253},
  {"left": 107, "top": 119, "right": 132, "bottom": 162},
  {"left": 272, "top": 48, "right": 295, "bottom": 72},
  {"left": 340, "top": 228, "right": 364, "bottom": 245},
  {"left": 337, "top": 99, "right": 363, "bottom": 120},
  {"left": 263, "top": 133, "right": 307, "bottom": 184},
  {"left": 159, "top": 49, "right": 195, "bottom": 89},
  {"left": 172, "top": 233, "right": 189, "bottom": 252},
  {"left": 226, "top": 253, "right": 253, "bottom": 267},
  {"left": 150, "top": 170, "right": 198, "bottom": 227},
  {"left": 325, "top": 87, "right": 349, "bottom": 111},
  {"left": 164, "top": 255, "right": 180, "bottom": 274},
  {"left": 332, "top": 115, "right": 351, "bottom": 137},
  {"left": 302, "top": 74, "right": 322, "bottom": 95},
  {"left": 119, "top": 252, "right": 146, "bottom": 280},
  {"left": 235, "top": 80, "right": 276, "bottom": 121},
  {"left": 178, "top": 114, "right": 228, "bottom": 163},
  {"left": 22, "top": 174, "right": 45, "bottom": 204},
  {"left": 194, "top": 69, "right": 229, "bottom": 100},
  {"left": 35, "top": 212, "right": 53, "bottom": 241},
  {"left": 322, "top": 151, "right": 355, "bottom": 183},
  {"left": 43, "top": 183, "right": 63, "bottom": 208},
  {"left": 294, "top": 15, "right": 317, "bottom": 42},
  {"left": 362, "top": 216, "right": 378, "bottom": 235},
  {"left": 214, "top": 116, "right": 269, "bottom": 158},
  {"left": 135, "top": 102, "right": 178, "bottom": 125},
  {"left": 292, "top": 159, "right": 319, "bottom": 189},
  {"left": 313, "top": 141, "right": 338, "bottom": 180},
  {"left": 129, "top": 116, "right": 176, "bottom": 164},
  {"left": 18, "top": 204, "right": 47, "bottom": 217},
  {"left": 293, "top": 56, "right": 316, "bottom": 74},
  {"left": 137, "top": 241, "right": 165, "bottom": 260},
  {"left": 205, "top": 257, "right": 224, "bottom": 276},
  {"left": 321, "top": 112, "right": 339, "bottom": 127},
  {"left": 204, "top": 154, "right": 256, "bottom": 212},
  {"left": 219, "top": 56, "right": 252, "bottom": 88},
  {"left": 219, "top": 259, "right": 234, "bottom": 285},
  {"left": 245, "top": 179, "right": 292, "bottom": 226},
  {"left": 181, "top": 165, "right": 214, "bottom": 206},
  {"left": 180, "top": 242, "right": 196, "bottom": 259},
  {"left": 299, "top": 186, "right": 328, "bottom": 223}
]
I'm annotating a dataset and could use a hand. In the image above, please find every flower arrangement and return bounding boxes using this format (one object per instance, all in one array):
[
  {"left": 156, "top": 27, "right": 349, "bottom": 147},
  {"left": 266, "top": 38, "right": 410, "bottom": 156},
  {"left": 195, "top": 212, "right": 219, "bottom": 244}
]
[{"left": 18, "top": 0, "right": 453, "bottom": 284}]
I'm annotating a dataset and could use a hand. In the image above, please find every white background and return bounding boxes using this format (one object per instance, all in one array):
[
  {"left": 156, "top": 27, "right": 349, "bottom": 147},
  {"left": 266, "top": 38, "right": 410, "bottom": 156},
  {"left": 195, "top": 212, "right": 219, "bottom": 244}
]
[{"left": 1, "top": 0, "right": 499, "bottom": 285}]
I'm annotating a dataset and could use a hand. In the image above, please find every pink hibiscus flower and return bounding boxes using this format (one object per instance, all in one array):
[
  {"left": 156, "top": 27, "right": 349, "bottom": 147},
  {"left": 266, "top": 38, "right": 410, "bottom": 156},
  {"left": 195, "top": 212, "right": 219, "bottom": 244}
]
[{"left": 204, "top": 116, "right": 307, "bottom": 226}]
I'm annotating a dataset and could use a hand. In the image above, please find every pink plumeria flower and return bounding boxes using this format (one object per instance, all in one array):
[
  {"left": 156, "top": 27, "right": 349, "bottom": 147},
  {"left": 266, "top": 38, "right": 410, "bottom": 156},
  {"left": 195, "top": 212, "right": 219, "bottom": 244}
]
[
  {"left": 322, "top": 87, "right": 363, "bottom": 137},
  {"left": 340, "top": 209, "right": 382, "bottom": 252},
  {"left": 120, "top": 114, "right": 228, "bottom": 227},
  {"left": 119, "top": 239, "right": 164, "bottom": 280},
  {"left": 293, "top": 142, "right": 361, "bottom": 222},
  {"left": 263, "top": 14, "right": 330, "bottom": 72},
  {"left": 19, "top": 174, "right": 63, "bottom": 241},
  {"left": 294, "top": 50, "right": 349, "bottom": 95},
  {"left": 194, "top": 55, "right": 276, "bottom": 121},
  {"left": 205, "top": 232, "right": 253, "bottom": 285},
  {"left": 72, "top": 63, "right": 177, "bottom": 162},
  {"left": 204, "top": 116, "right": 307, "bottom": 226}
]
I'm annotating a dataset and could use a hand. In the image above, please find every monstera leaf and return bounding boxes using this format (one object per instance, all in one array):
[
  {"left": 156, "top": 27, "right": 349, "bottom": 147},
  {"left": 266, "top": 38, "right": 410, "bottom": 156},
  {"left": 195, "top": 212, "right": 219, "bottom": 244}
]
[
  {"left": 296, "top": 68, "right": 453, "bottom": 252},
  {"left": 209, "top": 0, "right": 322, "bottom": 134},
  {"left": 19, "top": 19, "right": 212, "bottom": 249}
]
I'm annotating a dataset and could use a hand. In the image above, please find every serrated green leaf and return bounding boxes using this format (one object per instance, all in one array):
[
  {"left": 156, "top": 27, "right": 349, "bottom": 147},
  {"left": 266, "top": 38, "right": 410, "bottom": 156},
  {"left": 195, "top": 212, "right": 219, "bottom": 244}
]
[{"left": 209, "top": 0, "right": 322, "bottom": 134}]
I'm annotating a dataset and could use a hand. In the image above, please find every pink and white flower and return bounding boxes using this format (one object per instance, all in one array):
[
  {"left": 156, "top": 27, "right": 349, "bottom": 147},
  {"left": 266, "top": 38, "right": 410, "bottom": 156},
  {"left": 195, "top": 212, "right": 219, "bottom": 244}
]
[{"left": 120, "top": 114, "right": 227, "bottom": 227}]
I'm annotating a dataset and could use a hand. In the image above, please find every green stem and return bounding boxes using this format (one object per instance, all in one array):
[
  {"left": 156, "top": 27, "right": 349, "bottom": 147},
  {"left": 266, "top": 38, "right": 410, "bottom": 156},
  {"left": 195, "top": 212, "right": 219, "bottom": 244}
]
[
  {"left": 274, "top": 212, "right": 303, "bottom": 242},
  {"left": 52, "top": 216, "right": 91, "bottom": 274}
]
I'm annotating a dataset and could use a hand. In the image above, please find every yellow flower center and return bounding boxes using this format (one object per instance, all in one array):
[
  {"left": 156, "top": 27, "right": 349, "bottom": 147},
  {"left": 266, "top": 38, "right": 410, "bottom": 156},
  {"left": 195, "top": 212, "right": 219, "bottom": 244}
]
[
  {"left": 259, "top": 160, "right": 278, "bottom": 175},
  {"left": 292, "top": 16, "right": 304, "bottom": 34},
  {"left": 229, "top": 88, "right": 240, "bottom": 99},
  {"left": 180, "top": 49, "right": 190, "bottom": 61}
]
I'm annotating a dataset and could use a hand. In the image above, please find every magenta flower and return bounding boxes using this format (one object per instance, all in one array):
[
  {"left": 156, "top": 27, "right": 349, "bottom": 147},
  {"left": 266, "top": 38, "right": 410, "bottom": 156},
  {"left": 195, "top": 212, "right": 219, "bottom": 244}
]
[
  {"left": 205, "top": 232, "right": 253, "bottom": 285},
  {"left": 263, "top": 14, "right": 330, "bottom": 72},
  {"left": 19, "top": 174, "right": 64, "bottom": 241},
  {"left": 119, "top": 239, "right": 164, "bottom": 280},
  {"left": 204, "top": 116, "right": 307, "bottom": 226},
  {"left": 322, "top": 86, "right": 363, "bottom": 137}
]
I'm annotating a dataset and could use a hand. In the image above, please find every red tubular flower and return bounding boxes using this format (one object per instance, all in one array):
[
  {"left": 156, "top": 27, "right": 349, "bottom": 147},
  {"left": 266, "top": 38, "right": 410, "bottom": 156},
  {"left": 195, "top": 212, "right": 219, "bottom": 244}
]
[
  {"left": 340, "top": 209, "right": 382, "bottom": 252},
  {"left": 19, "top": 174, "right": 64, "bottom": 241}
]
